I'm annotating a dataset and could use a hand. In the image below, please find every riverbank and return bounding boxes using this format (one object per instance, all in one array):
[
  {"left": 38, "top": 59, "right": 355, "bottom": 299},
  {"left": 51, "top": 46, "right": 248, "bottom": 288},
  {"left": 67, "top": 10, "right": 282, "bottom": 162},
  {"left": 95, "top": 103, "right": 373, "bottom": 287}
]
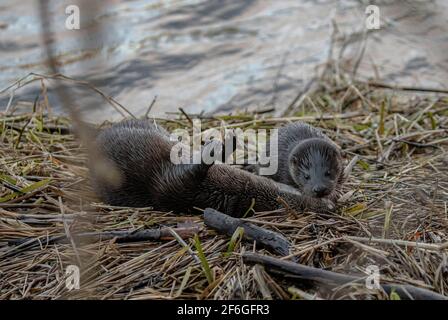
[{"left": 0, "top": 75, "right": 447, "bottom": 299}]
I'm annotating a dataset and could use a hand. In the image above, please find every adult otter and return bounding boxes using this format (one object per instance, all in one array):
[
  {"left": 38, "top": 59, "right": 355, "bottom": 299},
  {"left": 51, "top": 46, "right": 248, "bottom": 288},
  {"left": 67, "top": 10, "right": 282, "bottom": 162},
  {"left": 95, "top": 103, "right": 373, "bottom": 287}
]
[
  {"left": 90, "top": 120, "right": 334, "bottom": 217},
  {"left": 251, "top": 122, "right": 344, "bottom": 202}
]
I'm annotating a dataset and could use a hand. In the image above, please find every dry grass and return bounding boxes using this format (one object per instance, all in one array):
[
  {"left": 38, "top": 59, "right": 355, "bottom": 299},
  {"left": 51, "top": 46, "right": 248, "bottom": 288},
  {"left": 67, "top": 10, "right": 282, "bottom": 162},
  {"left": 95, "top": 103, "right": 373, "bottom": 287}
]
[{"left": 0, "top": 73, "right": 447, "bottom": 300}]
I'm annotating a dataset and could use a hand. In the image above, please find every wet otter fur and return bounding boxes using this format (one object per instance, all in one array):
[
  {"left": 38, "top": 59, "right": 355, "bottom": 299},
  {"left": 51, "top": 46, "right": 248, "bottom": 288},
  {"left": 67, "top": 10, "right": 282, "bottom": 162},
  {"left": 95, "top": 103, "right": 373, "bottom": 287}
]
[
  {"left": 90, "top": 119, "right": 334, "bottom": 217},
  {"left": 252, "top": 122, "right": 344, "bottom": 202}
]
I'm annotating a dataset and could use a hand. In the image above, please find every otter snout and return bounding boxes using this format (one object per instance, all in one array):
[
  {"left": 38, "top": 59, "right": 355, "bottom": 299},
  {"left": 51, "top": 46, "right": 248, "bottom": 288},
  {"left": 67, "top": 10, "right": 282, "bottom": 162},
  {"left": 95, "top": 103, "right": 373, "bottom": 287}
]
[{"left": 312, "top": 185, "right": 329, "bottom": 198}]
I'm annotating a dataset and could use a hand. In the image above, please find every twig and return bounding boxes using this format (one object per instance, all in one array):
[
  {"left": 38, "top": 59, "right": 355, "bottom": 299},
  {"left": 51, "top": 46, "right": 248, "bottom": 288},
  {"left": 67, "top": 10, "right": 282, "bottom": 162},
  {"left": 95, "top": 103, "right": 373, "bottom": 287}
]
[
  {"left": 367, "top": 81, "right": 448, "bottom": 95},
  {"left": 179, "top": 107, "right": 193, "bottom": 125},
  {"left": 352, "top": 28, "right": 368, "bottom": 77},
  {"left": 60, "top": 196, "right": 82, "bottom": 267},
  {"left": 167, "top": 227, "right": 201, "bottom": 264},
  {"left": 252, "top": 264, "right": 273, "bottom": 300},
  {"left": 243, "top": 253, "right": 447, "bottom": 300},
  {"left": 220, "top": 111, "right": 365, "bottom": 130},
  {"left": 281, "top": 237, "right": 343, "bottom": 260},
  {"left": 145, "top": 95, "right": 157, "bottom": 118},
  {"left": 5, "top": 90, "right": 14, "bottom": 113},
  {"left": 8, "top": 226, "right": 201, "bottom": 248},
  {"left": 14, "top": 95, "right": 38, "bottom": 149},
  {"left": 392, "top": 138, "right": 440, "bottom": 149},
  {"left": 203, "top": 208, "right": 291, "bottom": 256},
  {"left": 282, "top": 77, "right": 317, "bottom": 116},
  {"left": 343, "top": 155, "right": 359, "bottom": 179},
  {"left": 345, "top": 236, "right": 448, "bottom": 251}
]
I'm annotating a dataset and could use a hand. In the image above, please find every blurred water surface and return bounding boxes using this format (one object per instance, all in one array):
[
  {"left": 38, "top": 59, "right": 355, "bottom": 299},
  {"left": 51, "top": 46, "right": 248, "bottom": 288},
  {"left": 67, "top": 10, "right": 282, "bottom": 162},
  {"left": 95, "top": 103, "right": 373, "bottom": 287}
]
[{"left": 1, "top": 0, "right": 448, "bottom": 121}]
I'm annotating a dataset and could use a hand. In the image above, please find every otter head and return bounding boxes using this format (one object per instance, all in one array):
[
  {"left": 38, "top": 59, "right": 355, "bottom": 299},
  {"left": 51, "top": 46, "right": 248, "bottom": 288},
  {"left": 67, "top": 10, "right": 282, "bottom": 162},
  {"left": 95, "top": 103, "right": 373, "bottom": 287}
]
[{"left": 288, "top": 138, "right": 342, "bottom": 198}]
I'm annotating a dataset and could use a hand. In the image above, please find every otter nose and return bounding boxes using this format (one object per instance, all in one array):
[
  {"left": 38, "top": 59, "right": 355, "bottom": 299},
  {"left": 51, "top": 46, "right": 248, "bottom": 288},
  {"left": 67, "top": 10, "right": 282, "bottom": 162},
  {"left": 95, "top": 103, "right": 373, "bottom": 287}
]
[{"left": 312, "top": 185, "right": 328, "bottom": 197}]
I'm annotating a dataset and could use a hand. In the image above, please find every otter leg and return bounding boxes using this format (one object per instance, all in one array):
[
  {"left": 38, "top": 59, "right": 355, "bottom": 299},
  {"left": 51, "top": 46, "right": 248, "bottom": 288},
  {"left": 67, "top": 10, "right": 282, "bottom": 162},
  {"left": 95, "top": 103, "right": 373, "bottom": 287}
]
[{"left": 175, "top": 139, "right": 230, "bottom": 183}]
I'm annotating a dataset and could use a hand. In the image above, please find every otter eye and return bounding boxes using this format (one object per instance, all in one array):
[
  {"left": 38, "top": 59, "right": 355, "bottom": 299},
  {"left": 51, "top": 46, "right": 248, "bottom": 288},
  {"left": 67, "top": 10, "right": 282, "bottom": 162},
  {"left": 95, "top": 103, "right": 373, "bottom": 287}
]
[
  {"left": 304, "top": 174, "right": 310, "bottom": 180},
  {"left": 325, "top": 170, "right": 331, "bottom": 177}
]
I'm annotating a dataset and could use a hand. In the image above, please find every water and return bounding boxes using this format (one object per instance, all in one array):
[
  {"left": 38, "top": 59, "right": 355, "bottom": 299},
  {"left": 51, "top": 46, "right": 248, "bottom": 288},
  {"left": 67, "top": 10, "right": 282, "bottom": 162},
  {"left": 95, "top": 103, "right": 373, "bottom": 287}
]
[{"left": 1, "top": 0, "right": 448, "bottom": 122}]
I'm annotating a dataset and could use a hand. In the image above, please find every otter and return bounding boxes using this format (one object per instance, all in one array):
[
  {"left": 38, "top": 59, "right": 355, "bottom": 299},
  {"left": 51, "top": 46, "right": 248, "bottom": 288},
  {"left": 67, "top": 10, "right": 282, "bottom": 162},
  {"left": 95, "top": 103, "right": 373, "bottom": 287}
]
[
  {"left": 90, "top": 119, "right": 334, "bottom": 217},
  {"left": 250, "top": 122, "right": 344, "bottom": 202}
]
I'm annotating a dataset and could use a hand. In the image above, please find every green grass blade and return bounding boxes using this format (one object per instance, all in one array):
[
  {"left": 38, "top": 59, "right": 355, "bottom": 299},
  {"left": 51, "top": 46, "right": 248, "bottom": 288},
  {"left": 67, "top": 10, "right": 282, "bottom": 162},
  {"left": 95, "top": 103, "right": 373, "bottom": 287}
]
[
  {"left": 389, "top": 288, "right": 401, "bottom": 300},
  {"left": 20, "top": 178, "right": 51, "bottom": 193},
  {"left": 224, "top": 227, "right": 244, "bottom": 258},
  {"left": 242, "top": 198, "right": 256, "bottom": 218},
  {"left": 193, "top": 234, "right": 214, "bottom": 285}
]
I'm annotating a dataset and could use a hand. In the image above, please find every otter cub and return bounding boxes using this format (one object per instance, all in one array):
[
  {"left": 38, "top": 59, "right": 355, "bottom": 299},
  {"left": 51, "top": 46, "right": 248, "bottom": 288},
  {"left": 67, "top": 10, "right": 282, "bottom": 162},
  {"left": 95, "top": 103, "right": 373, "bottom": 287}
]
[
  {"left": 90, "top": 120, "right": 334, "bottom": 217},
  {"left": 254, "top": 122, "right": 344, "bottom": 202}
]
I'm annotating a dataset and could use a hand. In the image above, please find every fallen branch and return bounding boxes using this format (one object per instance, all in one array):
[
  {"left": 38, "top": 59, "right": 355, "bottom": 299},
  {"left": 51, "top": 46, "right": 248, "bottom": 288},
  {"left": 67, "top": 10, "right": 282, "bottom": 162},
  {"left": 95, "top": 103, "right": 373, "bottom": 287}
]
[
  {"left": 6, "top": 226, "right": 200, "bottom": 248},
  {"left": 203, "top": 208, "right": 291, "bottom": 256},
  {"left": 242, "top": 252, "right": 447, "bottom": 300}
]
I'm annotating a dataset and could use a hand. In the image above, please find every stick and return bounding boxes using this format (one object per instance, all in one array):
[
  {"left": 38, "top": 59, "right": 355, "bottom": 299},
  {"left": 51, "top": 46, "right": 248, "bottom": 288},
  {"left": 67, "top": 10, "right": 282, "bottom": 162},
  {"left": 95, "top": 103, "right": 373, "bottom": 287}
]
[
  {"left": 203, "top": 208, "right": 291, "bottom": 256},
  {"left": 167, "top": 227, "right": 201, "bottom": 264},
  {"left": 343, "top": 155, "right": 359, "bottom": 179},
  {"left": 7, "top": 227, "right": 200, "bottom": 248},
  {"left": 242, "top": 252, "right": 447, "bottom": 300},
  {"left": 345, "top": 236, "right": 448, "bottom": 251},
  {"left": 145, "top": 95, "right": 157, "bottom": 118},
  {"left": 179, "top": 107, "right": 193, "bottom": 125},
  {"left": 392, "top": 138, "right": 441, "bottom": 149},
  {"left": 367, "top": 81, "right": 448, "bottom": 95},
  {"left": 5, "top": 122, "right": 71, "bottom": 134}
]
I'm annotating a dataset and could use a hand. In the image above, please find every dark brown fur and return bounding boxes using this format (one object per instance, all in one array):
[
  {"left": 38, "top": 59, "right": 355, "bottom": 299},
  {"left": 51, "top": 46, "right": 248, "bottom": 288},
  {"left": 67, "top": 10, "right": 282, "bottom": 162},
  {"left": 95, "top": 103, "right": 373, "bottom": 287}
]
[{"left": 90, "top": 120, "right": 334, "bottom": 217}]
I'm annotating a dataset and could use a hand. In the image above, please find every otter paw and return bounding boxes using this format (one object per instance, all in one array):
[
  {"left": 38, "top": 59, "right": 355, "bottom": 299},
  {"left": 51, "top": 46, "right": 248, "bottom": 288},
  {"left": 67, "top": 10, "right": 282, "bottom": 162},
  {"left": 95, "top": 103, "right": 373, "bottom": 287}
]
[
  {"left": 310, "top": 198, "right": 335, "bottom": 213},
  {"left": 322, "top": 198, "right": 335, "bottom": 211}
]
